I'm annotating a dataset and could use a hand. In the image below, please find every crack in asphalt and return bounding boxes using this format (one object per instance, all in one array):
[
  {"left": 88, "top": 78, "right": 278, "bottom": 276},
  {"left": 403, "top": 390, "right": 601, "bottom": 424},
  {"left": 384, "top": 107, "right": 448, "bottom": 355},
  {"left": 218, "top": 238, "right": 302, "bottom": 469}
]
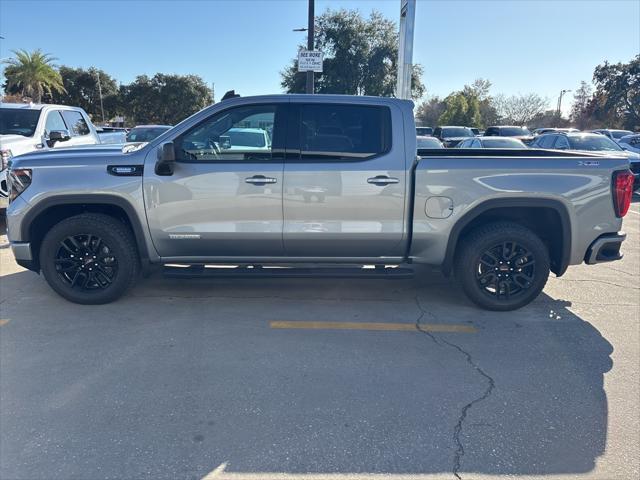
[{"left": 414, "top": 297, "right": 495, "bottom": 480}]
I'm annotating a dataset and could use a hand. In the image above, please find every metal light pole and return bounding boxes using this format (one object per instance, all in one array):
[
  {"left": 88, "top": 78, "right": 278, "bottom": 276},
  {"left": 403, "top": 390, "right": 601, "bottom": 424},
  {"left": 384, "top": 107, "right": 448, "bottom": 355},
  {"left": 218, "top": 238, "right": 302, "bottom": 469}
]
[
  {"left": 306, "top": 0, "right": 315, "bottom": 94},
  {"left": 396, "top": 0, "right": 416, "bottom": 99},
  {"left": 556, "top": 89, "right": 571, "bottom": 118}
]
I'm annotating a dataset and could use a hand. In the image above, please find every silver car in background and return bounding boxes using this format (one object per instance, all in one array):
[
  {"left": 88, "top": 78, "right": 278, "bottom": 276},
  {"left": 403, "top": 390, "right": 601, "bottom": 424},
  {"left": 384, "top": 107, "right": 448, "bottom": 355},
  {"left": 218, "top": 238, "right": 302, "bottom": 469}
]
[{"left": 456, "top": 136, "right": 527, "bottom": 149}]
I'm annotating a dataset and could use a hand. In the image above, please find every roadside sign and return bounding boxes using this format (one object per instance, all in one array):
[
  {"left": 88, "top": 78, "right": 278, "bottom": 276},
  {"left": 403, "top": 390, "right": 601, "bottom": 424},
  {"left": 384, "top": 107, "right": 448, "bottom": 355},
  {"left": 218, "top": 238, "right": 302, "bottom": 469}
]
[{"left": 298, "top": 50, "right": 323, "bottom": 73}]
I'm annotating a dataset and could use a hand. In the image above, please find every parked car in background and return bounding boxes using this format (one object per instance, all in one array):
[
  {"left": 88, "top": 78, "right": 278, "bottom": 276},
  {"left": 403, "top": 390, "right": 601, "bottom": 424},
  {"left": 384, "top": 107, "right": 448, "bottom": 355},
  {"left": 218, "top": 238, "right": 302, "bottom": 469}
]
[
  {"left": 456, "top": 136, "right": 527, "bottom": 149},
  {"left": 96, "top": 127, "right": 126, "bottom": 144},
  {"left": 470, "top": 128, "right": 481, "bottom": 136},
  {"left": 433, "top": 126, "right": 475, "bottom": 147},
  {"left": 531, "top": 132, "right": 640, "bottom": 190},
  {"left": 5, "top": 94, "right": 634, "bottom": 311},
  {"left": 618, "top": 134, "right": 640, "bottom": 154},
  {"left": 125, "top": 125, "right": 172, "bottom": 143},
  {"left": 0, "top": 103, "right": 103, "bottom": 207},
  {"left": 484, "top": 125, "right": 534, "bottom": 144},
  {"left": 591, "top": 129, "right": 634, "bottom": 142},
  {"left": 532, "top": 127, "right": 580, "bottom": 136},
  {"left": 416, "top": 136, "right": 444, "bottom": 149},
  {"left": 416, "top": 126, "right": 433, "bottom": 136}
]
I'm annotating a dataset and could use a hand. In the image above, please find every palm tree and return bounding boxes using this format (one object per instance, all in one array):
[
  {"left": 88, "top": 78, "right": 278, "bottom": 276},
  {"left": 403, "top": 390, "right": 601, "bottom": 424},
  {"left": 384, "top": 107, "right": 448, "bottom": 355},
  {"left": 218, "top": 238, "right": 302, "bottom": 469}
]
[{"left": 3, "top": 49, "right": 66, "bottom": 103}]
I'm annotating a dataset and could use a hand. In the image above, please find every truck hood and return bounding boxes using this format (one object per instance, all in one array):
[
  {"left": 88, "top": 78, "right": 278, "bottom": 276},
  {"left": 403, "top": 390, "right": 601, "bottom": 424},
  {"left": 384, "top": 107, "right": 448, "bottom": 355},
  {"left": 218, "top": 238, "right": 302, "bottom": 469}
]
[
  {"left": 0, "top": 134, "right": 40, "bottom": 157},
  {"left": 10, "top": 143, "right": 143, "bottom": 169}
]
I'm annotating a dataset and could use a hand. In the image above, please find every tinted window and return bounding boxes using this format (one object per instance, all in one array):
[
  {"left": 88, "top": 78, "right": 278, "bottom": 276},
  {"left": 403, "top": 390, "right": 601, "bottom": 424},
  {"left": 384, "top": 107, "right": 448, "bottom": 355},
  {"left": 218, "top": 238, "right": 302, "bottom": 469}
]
[
  {"left": 485, "top": 127, "right": 499, "bottom": 136},
  {"left": 567, "top": 135, "right": 623, "bottom": 152},
  {"left": 485, "top": 138, "right": 526, "bottom": 148},
  {"left": 441, "top": 127, "right": 474, "bottom": 138},
  {"left": 300, "top": 104, "right": 391, "bottom": 159},
  {"left": 45, "top": 111, "right": 67, "bottom": 134},
  {"left": 126, "top": 127, "right": 171, "bottom": 142},
  {"left": 538, "top": 135, "right": 557, "bottom": 148},
  {"left": 554, "top": 136, "right": 570, "bottom": 149},
  {"left": 611, "top": 130, "right": 633, "bottom": 139},
  {"left": 0, "top": 108, "right": 41, "bottom": 136},
  {"left": 416, "top": 127, "right": 433, "bottom": 136},
  {"left": 61, "top": 110, "right": 90, "bottom": 136},
  {"left": 500, "top": 127, "right": 531, "bottom": 136},
  {"left": 176, "top": 104, "right": 278, "bottom": 161}
]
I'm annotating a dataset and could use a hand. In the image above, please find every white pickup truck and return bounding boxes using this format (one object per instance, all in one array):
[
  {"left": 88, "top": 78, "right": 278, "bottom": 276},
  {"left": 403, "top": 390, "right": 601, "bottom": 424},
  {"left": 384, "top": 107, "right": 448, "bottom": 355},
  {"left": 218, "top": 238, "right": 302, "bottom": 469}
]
[{"left": 0, "top": 102, "right": 123, "bottom": 207}]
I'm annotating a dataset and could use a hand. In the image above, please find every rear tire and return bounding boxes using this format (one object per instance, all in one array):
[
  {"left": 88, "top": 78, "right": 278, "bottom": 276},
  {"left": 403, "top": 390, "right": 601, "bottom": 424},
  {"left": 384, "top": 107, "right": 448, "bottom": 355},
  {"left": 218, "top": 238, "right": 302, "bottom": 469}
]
[
  {"left": 40, "top": 214, "right": 139, "bottom": 304},
  {"left": 455, "top": 222, "right": 550, "bottom": 311}
]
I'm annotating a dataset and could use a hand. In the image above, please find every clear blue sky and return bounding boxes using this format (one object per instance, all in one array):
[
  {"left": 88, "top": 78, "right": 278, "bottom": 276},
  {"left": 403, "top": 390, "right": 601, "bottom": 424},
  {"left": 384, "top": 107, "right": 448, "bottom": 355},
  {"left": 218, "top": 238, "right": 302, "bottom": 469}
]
[{"left": 1, "top": 0, "right": 638, "bottom": 114}]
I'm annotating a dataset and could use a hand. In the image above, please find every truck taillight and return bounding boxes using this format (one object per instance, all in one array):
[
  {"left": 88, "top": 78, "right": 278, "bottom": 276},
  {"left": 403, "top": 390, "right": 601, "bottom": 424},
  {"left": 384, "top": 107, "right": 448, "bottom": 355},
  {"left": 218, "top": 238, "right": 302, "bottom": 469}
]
[
  {"left": 613, "top": 170, "right": 634, "bottom": 218},
  {"left": 8, "top": 168, "right": 32, "bottom": 202}
]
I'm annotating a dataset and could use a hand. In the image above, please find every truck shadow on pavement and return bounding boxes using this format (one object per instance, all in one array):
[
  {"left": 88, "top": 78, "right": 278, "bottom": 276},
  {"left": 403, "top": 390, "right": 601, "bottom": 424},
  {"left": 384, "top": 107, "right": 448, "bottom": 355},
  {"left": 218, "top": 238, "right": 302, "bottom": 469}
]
[{"left": 0, "top": 268, "right": 614, "bottom": 479}]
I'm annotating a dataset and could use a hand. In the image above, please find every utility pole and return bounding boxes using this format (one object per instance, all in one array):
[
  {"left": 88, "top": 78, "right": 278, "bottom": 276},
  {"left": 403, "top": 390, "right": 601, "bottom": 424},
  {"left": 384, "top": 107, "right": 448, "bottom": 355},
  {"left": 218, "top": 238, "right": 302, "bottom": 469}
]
[
  {"left": 306, "top": 0, "right": 315, "bottom": 94},
  {"left": 94, "top": 69, "right": 106, "bottom": 124}
]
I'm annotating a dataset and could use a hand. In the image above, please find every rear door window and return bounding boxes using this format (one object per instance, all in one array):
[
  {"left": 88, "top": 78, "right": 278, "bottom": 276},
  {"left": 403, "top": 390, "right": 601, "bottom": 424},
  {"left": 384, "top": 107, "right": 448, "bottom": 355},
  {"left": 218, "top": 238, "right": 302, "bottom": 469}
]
[
  {"left": 538, "top": 135, "right": 557, "bottom": 148},
  {"left": 61, "top": 110, "right": 90, "bottom": 136},
  {"left": 297, "top": 104, "right": 391, "bottom": 160}
]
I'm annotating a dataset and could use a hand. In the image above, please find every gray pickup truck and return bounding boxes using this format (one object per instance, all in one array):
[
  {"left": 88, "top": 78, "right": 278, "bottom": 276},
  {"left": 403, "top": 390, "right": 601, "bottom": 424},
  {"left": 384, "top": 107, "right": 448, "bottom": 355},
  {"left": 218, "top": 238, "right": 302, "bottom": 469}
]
[{"left": 5, "top": 95, "right": 635, "bottom": 310}]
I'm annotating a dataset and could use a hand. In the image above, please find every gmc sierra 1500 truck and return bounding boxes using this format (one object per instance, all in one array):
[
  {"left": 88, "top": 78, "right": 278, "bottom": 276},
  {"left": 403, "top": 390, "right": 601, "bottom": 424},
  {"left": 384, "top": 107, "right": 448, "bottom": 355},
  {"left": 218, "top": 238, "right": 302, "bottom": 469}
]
[{"left": 5, "top": 95, "right": 635, "bottom": 310}]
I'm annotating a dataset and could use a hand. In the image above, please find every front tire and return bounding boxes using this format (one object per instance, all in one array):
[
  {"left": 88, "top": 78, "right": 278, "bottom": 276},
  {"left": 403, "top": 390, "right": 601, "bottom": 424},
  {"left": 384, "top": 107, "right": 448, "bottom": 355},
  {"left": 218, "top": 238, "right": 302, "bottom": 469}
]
[
  {"left": 40, "top": 214, "right": 139, "bottom": 304},
  {"left": 455, "top": 222, "right": 550, "bottom": 311}
]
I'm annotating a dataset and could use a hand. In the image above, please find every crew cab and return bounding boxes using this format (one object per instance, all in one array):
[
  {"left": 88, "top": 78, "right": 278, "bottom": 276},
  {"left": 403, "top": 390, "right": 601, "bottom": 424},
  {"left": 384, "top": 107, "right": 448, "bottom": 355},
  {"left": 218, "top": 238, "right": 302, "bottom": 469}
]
[
  {"left": 5, "top": 95, "right": 635, "bottom": 310},
  {"left": 0, "top": 103, "right": 103, "bottom": 207}
]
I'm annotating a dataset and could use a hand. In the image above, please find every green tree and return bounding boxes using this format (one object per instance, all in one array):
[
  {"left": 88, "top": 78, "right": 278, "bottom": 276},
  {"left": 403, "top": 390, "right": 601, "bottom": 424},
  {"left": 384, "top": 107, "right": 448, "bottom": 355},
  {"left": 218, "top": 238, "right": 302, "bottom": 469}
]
[
  {"left": 463, "top": 78, "right": 498, "bottom": 127},
  {"left": 415, "top": 96, "right": 446, "bottom": 127},
  {"left": 281, "top": 9, "right": 424, "bottom": 99},
  {"left": 438, "top": 92, "right": 482, "bottom": 126},
  {"left": 591, "top": 55, "right": 639, "bottom": 129},
  {"left": 49, "top": 66, "right": 119, "bottom": 122},
  {"left": 122, "top": 73, "right": 212, "bottom": 125},
  {"left": 2, "top": 49, "right": 65, "bottom": 103}
]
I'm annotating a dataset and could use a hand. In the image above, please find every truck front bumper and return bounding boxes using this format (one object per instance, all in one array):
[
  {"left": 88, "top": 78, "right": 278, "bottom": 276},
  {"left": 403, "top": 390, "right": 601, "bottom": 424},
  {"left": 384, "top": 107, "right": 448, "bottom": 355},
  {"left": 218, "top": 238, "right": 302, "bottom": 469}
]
[
  {"left": 584, "top": 232, "right": 626, "bottom": 265},
  {"left": 11, "top": 241, "right": 38, "bottom": 272}
]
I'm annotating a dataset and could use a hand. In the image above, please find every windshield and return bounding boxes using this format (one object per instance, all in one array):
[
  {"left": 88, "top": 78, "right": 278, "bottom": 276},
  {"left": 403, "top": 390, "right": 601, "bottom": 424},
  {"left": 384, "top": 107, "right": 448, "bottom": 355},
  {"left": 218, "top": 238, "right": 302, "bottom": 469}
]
[
  {"left": 442, "top": 127, "right": 473, "bottom": 138},
  {"left": 417, "top": 137, "right": 443, "bottom": 148},
  {"left": 0, "top": 108, "right": 41, "bottom": 136},
  {"left": 568, "top": 135, "right": 623, "bottom": 152},
  {"left": 611, "top": 130, "right": 634, "bottom": 139},
  {"left": 482, "top": 138, "right": 526, "bottom": 148},
  {"left": 500, "top": 127, "right": 531, "bottom": 136},
  {"left": 126, "top": 127, "right": 170, "bottom": 142}
]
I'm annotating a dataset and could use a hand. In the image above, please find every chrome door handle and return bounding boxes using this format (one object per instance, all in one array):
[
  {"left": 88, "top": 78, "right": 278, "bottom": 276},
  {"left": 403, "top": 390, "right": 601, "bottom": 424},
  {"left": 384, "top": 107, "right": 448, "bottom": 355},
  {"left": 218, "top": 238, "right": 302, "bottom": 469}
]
[
  {"left": 245, "top": 175, "right": 277, "bottom": 185},
  {"left": 367, "top": 176, "right": 399, "bottom": 186}
]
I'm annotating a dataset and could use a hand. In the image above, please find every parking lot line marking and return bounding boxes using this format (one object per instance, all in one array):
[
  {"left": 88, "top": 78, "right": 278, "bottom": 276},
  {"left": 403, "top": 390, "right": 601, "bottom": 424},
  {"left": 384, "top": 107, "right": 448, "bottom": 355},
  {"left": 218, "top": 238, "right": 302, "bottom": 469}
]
[
  {"left": 0, "top": 319, "right": 9, "bottom": 327},
  {"left": 628, "top": 209, "right": 639, "bottom": 215},
  {"left": 270, "top": 321, "right": 476, "bottom": 333}
]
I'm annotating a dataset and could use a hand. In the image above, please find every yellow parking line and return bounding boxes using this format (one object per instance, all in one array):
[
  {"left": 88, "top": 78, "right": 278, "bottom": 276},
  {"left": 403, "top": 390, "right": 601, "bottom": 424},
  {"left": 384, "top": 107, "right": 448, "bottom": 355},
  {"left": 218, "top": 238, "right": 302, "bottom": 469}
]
[
  {"left": 0, "top": 319, "right": 9, "bottom": 327},
  {"left": 270, "top": 321, "right": 476, "bottom": 333}
]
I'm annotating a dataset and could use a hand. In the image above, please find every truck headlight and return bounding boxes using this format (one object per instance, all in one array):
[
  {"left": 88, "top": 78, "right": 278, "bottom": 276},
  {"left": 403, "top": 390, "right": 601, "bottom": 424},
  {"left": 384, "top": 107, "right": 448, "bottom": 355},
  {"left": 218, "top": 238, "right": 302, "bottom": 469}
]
[
  {"left": 0, "top": 149, "right": 13, "bottom": 171},
  {"left": 8, "top": 168, "right": 32, "bottom": 202}
]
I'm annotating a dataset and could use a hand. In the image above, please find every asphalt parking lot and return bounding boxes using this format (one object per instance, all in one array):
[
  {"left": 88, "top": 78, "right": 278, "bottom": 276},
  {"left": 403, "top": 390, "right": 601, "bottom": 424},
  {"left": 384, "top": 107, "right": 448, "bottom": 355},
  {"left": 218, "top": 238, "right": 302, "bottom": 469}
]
[{"left": 0, "top": 201, "right": 638, "bottom": 480}]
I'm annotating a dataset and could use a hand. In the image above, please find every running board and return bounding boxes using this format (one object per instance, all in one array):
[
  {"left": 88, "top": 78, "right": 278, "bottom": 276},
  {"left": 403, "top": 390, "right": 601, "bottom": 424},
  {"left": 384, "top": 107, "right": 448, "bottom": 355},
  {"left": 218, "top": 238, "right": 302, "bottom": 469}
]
[{"left": 163, "top": 265, "right": 414, "bottom": 279}]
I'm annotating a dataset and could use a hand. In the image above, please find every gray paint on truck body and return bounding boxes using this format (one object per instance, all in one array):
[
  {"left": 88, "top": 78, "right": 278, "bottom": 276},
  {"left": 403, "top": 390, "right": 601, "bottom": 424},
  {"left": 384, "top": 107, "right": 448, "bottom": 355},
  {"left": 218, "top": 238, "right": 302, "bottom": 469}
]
[{"left": 5, "top": 94, "right": 628, "bottom": 274}]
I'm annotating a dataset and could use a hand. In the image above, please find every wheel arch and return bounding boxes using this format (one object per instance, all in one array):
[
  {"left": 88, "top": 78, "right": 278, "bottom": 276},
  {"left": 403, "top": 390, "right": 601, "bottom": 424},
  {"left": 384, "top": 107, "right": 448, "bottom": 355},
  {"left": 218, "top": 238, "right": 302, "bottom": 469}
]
[
  {"left": 442, "top": 198, "right": 572, "bottom": 277},
  {"left": 21, "top": 194, "right": 150, "bottom": 272}
]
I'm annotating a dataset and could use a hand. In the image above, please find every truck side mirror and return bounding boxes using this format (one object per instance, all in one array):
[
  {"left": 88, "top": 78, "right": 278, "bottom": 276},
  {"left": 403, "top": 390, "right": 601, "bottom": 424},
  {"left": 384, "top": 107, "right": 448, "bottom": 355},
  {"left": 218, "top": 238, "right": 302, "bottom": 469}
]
[
  {"left": 155, "top": 142, "right": 176, "bottom": 176},
  {"left": 47, "top": 130, "right": 71, "bottom": 147}
]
